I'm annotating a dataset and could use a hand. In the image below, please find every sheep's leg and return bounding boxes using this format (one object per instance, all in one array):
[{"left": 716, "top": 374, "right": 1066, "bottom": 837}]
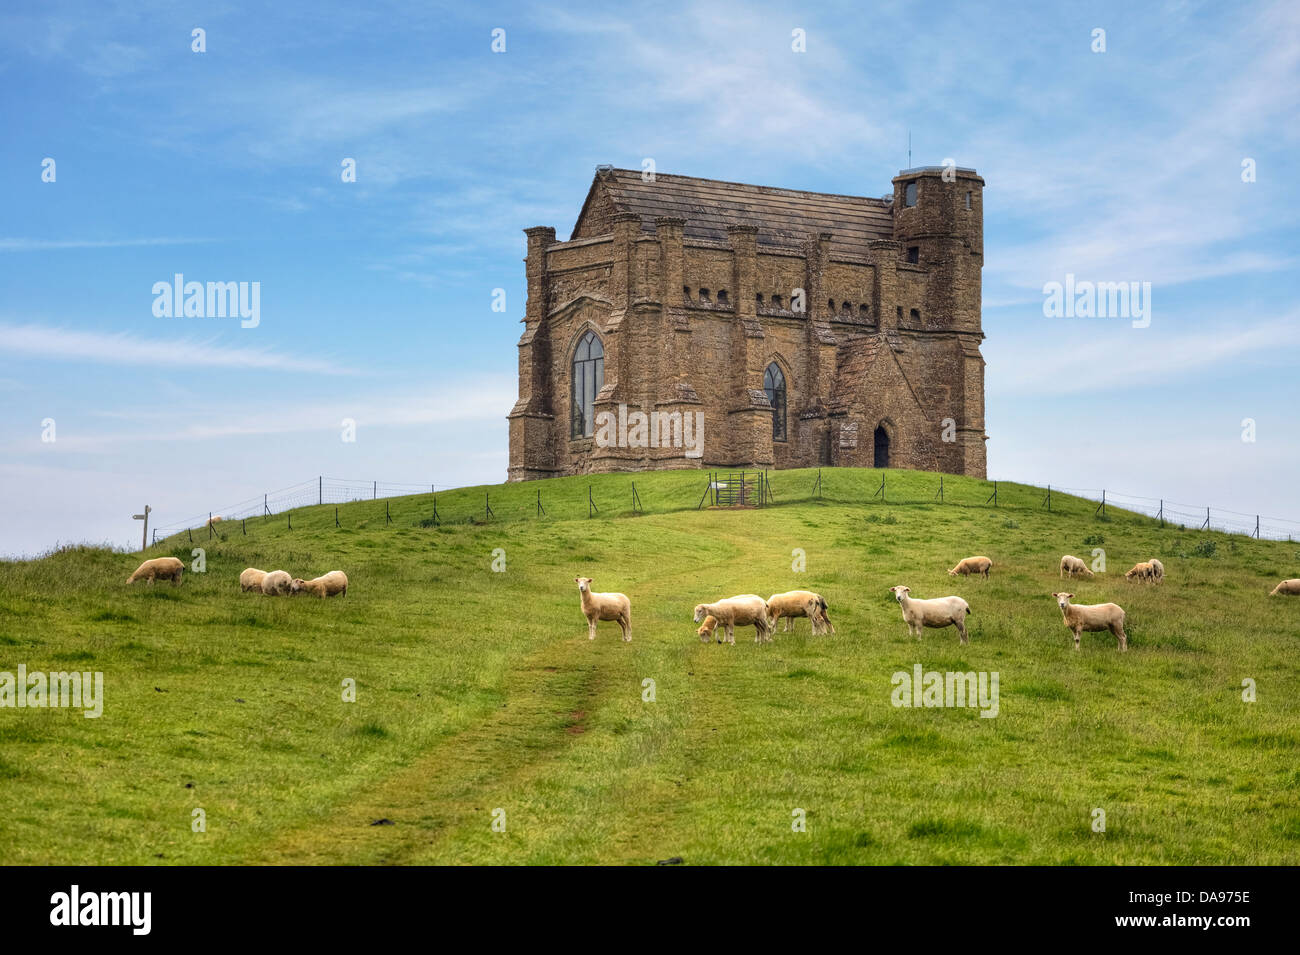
[
  {"left": 1072, "top": 628, "right": 1081, "bottom": 651},
  {"left": 784, "top": 616, "right": 792, "bottom": 632},
  {"left": 619, "top": 613, "right": 631, "bottom": 642},
  {"left": 1114, "top": 624, "right": 1128, "bottom": 651},
  {"left": 956, "top": 619, "right": 969, "bottom": 645},
  {"left": 725, "top": 622, "right": 734, "bottom": 645},
  {"left": 588, "top": 617, "right": 597, "bottom": 641}
]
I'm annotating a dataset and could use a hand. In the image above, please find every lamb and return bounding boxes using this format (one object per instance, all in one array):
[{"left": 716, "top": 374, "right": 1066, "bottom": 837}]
[
  {"left": 260, "top": 570, "right": 293, "bottom": 596},
  {"left": 574, "top": 577, "right": 631, "bottom": 642},
  {"left": 1124, "top": 561, "right": 1155, "bottom": 583},
  {"left": 693, "top": 595, "right": 771, "bottom": 644},
  {"left": 766, "top": 590, "right": 835, "bottom": 634},
  {"left": 1148, "top": 558, "right": 1165, "bottom": 582},
  {"left": 948, "top": 556, "right": 992, "bottom": 578},
  {"left": 239, "top": 568, "right": 268, "bottom": 592},
  {"left": 696, "top": 614, "right": 719, "bottom": 642},
  {"left": 126, "top": 556, "right": 184, "bottom": 585},
  {"left": 1051, "top": 592, "right": 1127, "bottom": 651},
  {"left": 1269, "top": 579, "right": 1300, "bottom": 596},
  {"left": 290, "top": 570, "right": 348, "bottom": 598},
  {"left": 1059, "top": 555, "right": 1094, "bottom": 579},
  {"left": 888, "top": 586, "right": 972, "bottom": 645}
]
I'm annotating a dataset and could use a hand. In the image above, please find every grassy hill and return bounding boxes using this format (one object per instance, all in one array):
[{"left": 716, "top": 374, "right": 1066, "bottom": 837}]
[{"left": 1, "top": 466, "right": 1298, "bottom": 865}]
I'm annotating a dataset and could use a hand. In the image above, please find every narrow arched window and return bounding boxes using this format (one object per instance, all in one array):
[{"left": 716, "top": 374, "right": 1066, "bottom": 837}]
[
  {"left": 571, "top": 331, "right": 604, "bottom": 438},
  {"left": 764, "top": 363, "right": 787, "bottom": 442}
]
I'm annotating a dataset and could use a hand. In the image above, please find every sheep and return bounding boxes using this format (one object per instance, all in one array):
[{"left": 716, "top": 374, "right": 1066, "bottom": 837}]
[
  {"left": 126, "top": 556, "right": 184, "bottom": 585},
  {"left": 239, "top": 568, "right": 268, "bottom": 592},
  {"left": 574, "top": 577, "right": 631, "bottom": 642},
  {"left": 260, "top": 570, "right": 293, "bottom": 596},
  {"left": 1051, "top": 592, "right": 1127, "bottom": 651},
  {"left": 1059, "top": 554, "right": 1094, "bottom": 579},
  {"left": 1124, "top": 561, "right": 1155, "bottom": 583},
  {"left": 948, "top": 555, "right": 992, "bottom": 578},
  {"left": 1269, "top": 579, "right": 1300, "bottom": 596},
  {"left": 290, "top": 570, "right": 348, "bottom": 598},
  {"left": 693, "top": 595, "right": 771, "bottom": 644},
  {"left": 766, "top": 590, "right": 834, "bottom": 634},
  {"left": 1148, "top": 558, "right": 1165, "bottom": 582},
  {"left": 888, "top": 586, "right": 972, "bottom": 645},
  {"left": 696, "top": 614, "right": 719, "bottom": 642}
]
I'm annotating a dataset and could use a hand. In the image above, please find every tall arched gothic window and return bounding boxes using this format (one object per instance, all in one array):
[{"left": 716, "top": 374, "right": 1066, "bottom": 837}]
[
  {"left": 764, "top": 363, "right": 787, "bottom": 442},
  {"left": 571, "top": 331, "right": 604, "bottom": 438}
]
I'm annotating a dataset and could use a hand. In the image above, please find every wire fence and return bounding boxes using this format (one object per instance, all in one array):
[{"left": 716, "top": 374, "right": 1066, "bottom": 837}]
[{"left": 148, "top": 470, "right": 1300, "bottom": 547}]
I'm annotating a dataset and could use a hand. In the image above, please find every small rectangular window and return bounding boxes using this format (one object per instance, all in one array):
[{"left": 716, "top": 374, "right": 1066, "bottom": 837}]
[
  {"left": 907, "top": 246, "right": 919, "bottom": 264},
  {"left": 904, "top": 182, "right": 918, "bottom": 207},
  {"left": 965, "top": 191, "right": 972, "bottom": 210},
  {"left": 910, "top": 308, "right": 921, "bottom": 323}
]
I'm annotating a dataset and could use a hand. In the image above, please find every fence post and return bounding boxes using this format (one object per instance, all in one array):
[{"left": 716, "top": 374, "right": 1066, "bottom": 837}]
[
  {"left": 1255, "top": 515, "right": 1260, "bottom": 539},
  {"left": 1095, "top": 491, "right": 1106, "bottom": 519},
  {"left": 241, "top": 519, "right": 245, "bottom": 536},
  {"left": 187, "top": 528, "right": 192, "bottom": 543},
  {"left": 1159, "top": 499, "right": 1164, "bottom": 528},
  {"left": 373, "top": 481, "right": 377, "bottom": 500},
  {"left": 1201, "top": 507, "right": 1210, "bottom": 530},
  {"left": 588, "top": 485, "right": 598, "bottom": 518},
  {"left": 319, "top": 476, "right": 322, "bottom": 506},
  {"left": 264, "top": 494, "right": 270, "bottom": 518},
  {"left": 335, "top": 507, "right": 339, "bottom": 528},
  {"left": 386, "top": 500, "right": 392, "bottom": 525},
  {"left": 288, "top": 512, "right": 292, "bottom": 530},
  {"left": 485, "top": 492, "right": 494, "bottom": 521},
  {"left": 537, "top": 488, "right": 546, "bottom": 517},
  {"left": 208, "top": 512, "right": 214, "bottom": 539}
]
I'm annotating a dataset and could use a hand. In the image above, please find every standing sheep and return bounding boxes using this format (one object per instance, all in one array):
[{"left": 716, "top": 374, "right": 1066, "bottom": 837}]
[
  {"left": 888, "top": 586, "right": 972, "bottom": 645},
  {"left": 290, "top": 570, "right": 349, "bottom": 598},
  {"left": 239, "top": 568, "right": 268, "bottom": 592},
  {"left": 766, "top": 590, "right": 835, "bottom": 634},
  {"left": 1148, "top": 558, "right": 1165, "bottom": 582},
  {"left": 1124, "top": 561, "right": 1155, "bottom": 583},
  {"left": 1051, "top": 593, "right": 1127, "bottom": 651},
  {"left": 1269, "top": 579, "right": 1300, "bottom": 596},
  {"left": 1059, "top": 555, "right": 1094, "bottom": 579},
  {"left": 126, "top": 556, "right": 184, "bottom": 586},
  {"left": 693, "top": 595, "right": 770, "bottom": 645},
  {"left": 574, "top": 577, "right": 631, "bottom": 642},
  {"left": 261, "top": 570, "right": 293, "bottom": 596},
  {"left": 948, "top": 556, "right": 993, "bottom": 578}
]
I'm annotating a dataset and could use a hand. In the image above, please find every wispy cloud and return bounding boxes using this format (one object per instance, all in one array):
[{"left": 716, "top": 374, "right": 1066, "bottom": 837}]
[
  {"left": 0, "top": 323, "right": 352, "bottom": 375},
  {"left": 0, "top": 237, "right": 214, "bottom": 252}
]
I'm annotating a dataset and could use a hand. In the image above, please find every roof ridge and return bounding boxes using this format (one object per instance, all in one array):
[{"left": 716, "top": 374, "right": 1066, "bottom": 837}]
[{"left": 603, "top": 168, "right": 891, "bottom": 205}]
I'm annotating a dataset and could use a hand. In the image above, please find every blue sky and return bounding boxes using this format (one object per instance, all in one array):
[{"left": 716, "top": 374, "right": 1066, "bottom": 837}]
[{"left": 1, "top": 0, "right": 1297, "bottom": 556}]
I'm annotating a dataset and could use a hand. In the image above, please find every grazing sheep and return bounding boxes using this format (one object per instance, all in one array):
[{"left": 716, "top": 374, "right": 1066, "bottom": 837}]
[
  {"left": 888, "top": 586, "right": 972, "bottom": 645},
  {"left": 260, "top": 570, "right": 292, "bottom": 596},
  {"left": 1060, "top": 555, "right": 1094, "bottom": 579},
  {"left": 1052, "top": 592, "right": 1127, "bottom": 651},
  {"left": 126, "top": 556, "right": 184, "bottom": 585},
  {"left": 693, "top": 595, "right": 771, "bottom": 645},
  {"left": 574, "top": 577, "right": 631, "bottom": 642},
  {"left": 696, "top": 614, "right": 719, "bottom": 642},
  {"left": 948, "top": 556, "right": 992, "bottom": 578},
  {"left": 1124, "top": 561, "right": 1155, "bottom": 583},
  {"left": 239, "top": 568, "right": 268, "bottom": 592},
  {"left": 1269, "top": 579, "right": 1300, "bottom": 596},
  {"left": 766, "top": 590, "right": 834, "bottom": 634},
  {"left": 1148, "top": 558, "right": 1165, "bottom": 582},
  {"left": 290, "top": 570, "right": 348, "bottom": 598}
]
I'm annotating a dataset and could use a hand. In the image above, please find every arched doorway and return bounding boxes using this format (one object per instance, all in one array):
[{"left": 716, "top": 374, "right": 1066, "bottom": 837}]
[{"left": 873, "top": 425, "right": 890, "bottom": 468}]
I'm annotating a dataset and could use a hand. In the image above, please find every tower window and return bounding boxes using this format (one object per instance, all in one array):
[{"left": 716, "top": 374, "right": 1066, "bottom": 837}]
[
  {"left": 571, "top": 330, "right": 605, "bottom": 439},
  {"left": 965, "top": 191, "right": 972, "bottom": 210},
  {"left": 717, "top": 290, "right": 729, "bottom": 305},
  {"left": 907, "top": 246, "right": 919, "bottom": 264},
  {"left": 904, "top": 182, "right": 918, "bottom": 207},
  {"left": 699, "top": 288, "right": 710, "bottom": 302},
  {"left": 910, "top": 308, "right": 921, "bottom": 323},
  {"left": 764, "top": 363, "right": 787, "bottom": 442}
]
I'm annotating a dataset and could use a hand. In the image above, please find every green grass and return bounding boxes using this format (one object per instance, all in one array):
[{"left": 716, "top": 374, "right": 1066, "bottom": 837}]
[{"left": 1, "top": 466, "right": 1298, "bottom": 865}]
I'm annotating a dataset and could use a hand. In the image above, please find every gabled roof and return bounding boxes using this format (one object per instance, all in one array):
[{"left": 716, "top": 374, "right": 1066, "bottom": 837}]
[{"left": 571, "top": 167, "right": 894, "bottom": 257}]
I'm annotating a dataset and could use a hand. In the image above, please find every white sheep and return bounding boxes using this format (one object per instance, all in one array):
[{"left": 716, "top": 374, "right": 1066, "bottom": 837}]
[
  {"left": 693, "top": 595, "right": 771, "bottom": 644},
  {"left": 1059, "top": 555, "right": 1094, "bottom": 579},
  {"left": 239, "top": 568, "right": 267, "bottom": 592},
  {"left": 291, "top": 570, "right": 348, "bottom": 598},
  {"left": 1148, "top": 558, "right": 1165, "bottom": 582},
  {"left": 1052, "top": 592, "right": 1127, "bottom": 651},
  {"left": 948, "top": 555, "right": 992, "bottom": 578},
  {"left": 888, "top": 586, "right": 972, "bottom": 645},
  {"left": 575, "top": 577, "right": 631, "bottom": 641},
  {"left": 1124, "top": 561, "right": 1155, "bottom": 583},
  {"left": 766, "top": 590, "right": 834, "bottom": 634},
  {"left": 261, "top": 570, "right": 292, "bottom": 596},
  {"left": 1269, "top": 579, "right": 1300, "bottom": 596},
  {"left": 126, "top": 556, "right": 184, "bottom": 585}
]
